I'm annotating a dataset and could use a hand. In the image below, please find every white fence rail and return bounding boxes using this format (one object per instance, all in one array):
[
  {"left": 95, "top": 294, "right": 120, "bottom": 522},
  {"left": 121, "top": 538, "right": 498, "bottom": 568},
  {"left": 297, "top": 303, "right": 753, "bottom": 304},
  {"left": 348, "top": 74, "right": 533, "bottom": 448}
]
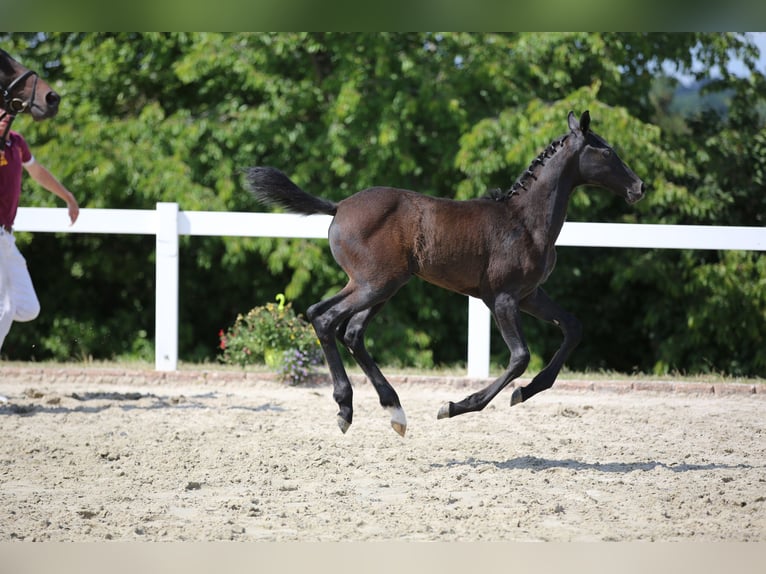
[{"left": 15, "top": 204, "right": 766, "bottom": 375}]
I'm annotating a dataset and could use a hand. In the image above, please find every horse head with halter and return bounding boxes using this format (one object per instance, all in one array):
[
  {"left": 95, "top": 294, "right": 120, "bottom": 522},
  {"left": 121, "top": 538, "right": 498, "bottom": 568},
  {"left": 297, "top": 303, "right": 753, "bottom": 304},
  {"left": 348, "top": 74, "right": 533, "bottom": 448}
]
[{"left": 0, "top": 48, "right": 61, "bottom": 154}]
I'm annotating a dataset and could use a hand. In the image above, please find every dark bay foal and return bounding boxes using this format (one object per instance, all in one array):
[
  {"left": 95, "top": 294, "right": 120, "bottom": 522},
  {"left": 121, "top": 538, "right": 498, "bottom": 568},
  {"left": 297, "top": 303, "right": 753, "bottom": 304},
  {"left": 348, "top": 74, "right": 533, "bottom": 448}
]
[
  {"left": 1, "top": 48, "right": 61, "bottom": 147},
  {"left": 247, "top": 111, "right": 644, "bottom": 436},
  {"left": 0, "top": 48, "right": 60, "bottom": 120}
]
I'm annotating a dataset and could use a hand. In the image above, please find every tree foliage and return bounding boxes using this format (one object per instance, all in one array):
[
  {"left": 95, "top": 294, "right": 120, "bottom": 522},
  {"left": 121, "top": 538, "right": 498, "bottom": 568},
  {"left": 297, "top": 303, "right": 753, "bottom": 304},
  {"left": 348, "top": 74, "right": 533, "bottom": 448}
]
[{"left": 2, "top": 32, "right": 764, "bottom": 376}]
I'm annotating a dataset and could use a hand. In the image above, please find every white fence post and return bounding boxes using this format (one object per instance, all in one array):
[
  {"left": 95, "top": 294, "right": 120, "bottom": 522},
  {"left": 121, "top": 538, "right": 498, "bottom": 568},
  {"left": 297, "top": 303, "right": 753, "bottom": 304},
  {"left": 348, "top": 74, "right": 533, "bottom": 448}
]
[
  {"left": 155, "top": 202, "right": 179, "bottom": 371},
  {"left": 467, "top": 296, "right": 491, "bottom": 378}
]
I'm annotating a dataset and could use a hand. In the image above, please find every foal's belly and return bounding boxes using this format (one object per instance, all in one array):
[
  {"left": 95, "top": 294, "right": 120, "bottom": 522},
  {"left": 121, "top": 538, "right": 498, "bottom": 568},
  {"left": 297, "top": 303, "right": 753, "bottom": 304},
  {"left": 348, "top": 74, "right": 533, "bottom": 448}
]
[{"left": 414, "top": 263, "right": 483, "bottom": 298}]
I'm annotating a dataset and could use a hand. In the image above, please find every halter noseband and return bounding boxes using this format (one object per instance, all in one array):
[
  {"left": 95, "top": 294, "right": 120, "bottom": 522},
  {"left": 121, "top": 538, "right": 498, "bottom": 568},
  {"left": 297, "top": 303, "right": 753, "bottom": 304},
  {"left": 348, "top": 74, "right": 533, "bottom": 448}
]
[
  {"left": 1, "top": 68, "right": 40, "bottom": 151},
  {"left": 2, "top": 68, "right": 39, "bottom": 116}
]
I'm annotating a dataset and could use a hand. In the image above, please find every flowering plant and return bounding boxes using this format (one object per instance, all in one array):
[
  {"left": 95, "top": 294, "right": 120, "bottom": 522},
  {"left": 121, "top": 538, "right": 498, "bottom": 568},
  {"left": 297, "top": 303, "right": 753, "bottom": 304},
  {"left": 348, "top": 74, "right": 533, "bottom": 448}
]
[
  {"left": 278, "top": 348, "right": 325, "bottom": 386},
  {"left": 218, "top": 294, "right": 323, "bottom": 384}
]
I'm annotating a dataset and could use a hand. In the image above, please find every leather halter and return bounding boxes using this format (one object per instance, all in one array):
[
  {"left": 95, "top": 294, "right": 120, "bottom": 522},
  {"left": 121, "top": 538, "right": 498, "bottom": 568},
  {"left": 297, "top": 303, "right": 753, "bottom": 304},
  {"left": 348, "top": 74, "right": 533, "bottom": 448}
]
[
  {"left": 0, "top": 69, "right": 39, "bottom": 150},
  {"left": 2, "top": 68, "right": 39, "bottom": 115}
]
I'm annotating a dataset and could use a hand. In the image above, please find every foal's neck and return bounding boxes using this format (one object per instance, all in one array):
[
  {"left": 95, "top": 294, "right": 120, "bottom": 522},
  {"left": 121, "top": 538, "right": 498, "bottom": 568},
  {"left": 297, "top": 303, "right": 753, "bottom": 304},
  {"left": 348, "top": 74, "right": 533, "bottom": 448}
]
[{"left": 517, "top": 149, "right": 578, "bottom": 245}]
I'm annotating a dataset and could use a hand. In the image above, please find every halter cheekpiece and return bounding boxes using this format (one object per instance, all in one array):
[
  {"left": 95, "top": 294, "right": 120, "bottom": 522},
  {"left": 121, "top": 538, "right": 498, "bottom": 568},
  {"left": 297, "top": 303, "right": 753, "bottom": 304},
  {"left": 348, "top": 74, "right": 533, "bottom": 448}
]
[{"left": 0, "top": 68, "right": 40, "bottom": 153}]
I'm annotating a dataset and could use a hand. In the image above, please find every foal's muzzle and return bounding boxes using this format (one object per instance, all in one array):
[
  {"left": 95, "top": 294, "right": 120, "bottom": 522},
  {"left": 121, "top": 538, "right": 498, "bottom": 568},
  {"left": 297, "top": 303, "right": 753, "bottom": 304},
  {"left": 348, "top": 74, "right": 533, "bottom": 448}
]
[
  {"left": 626, "top": 181, "right": 646, "bottom": 204},
  {"left": 2, "top": 69, "right": 60, "bottom": 120}
]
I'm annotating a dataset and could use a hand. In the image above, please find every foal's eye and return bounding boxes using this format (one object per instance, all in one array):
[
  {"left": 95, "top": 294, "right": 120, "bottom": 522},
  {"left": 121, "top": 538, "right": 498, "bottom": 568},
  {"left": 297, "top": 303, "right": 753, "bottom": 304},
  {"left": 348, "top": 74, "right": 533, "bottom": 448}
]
[{"left": 602, "top": 149, "right": 612, "bottom": 159}]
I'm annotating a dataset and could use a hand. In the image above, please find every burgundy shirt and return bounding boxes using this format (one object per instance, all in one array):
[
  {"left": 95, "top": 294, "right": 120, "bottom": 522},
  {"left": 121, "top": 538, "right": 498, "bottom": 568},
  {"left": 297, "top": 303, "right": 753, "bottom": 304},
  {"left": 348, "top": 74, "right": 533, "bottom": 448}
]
[{"left": 0, "top": 130, "right": 33, "bottom": 228}]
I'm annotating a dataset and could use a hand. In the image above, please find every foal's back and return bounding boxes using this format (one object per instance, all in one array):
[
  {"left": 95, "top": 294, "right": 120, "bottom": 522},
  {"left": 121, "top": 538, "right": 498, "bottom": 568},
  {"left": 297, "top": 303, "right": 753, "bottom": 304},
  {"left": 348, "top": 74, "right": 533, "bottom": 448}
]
[{"left": 331, "top": 187, "right": 508, "bottom": 297}]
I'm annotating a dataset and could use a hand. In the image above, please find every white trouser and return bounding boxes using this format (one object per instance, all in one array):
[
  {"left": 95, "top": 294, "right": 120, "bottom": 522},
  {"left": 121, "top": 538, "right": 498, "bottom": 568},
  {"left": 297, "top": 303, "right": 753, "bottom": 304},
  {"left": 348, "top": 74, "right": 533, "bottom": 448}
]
[{"left": 0, "top": 230, "right": 40, "bottom": 352}]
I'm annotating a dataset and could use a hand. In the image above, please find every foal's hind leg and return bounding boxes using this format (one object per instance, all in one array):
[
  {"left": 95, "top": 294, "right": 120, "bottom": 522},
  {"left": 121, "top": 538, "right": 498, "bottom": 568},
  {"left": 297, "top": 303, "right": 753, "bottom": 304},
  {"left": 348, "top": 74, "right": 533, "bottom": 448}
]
[
  {"left": 308, "top": 282, "right": 403, "bottom": 434},
  {"left": 307, "top": 288, "right": 357, "bottom": 433},
  {"left": 438, "top": 292, "right": 530, "bottom": 419},
  {"left": 510, "top": 287, "right": 582, "bottom": 405},
  {"left": 339, "top": 304, "right": 407, "bottom": 436}
]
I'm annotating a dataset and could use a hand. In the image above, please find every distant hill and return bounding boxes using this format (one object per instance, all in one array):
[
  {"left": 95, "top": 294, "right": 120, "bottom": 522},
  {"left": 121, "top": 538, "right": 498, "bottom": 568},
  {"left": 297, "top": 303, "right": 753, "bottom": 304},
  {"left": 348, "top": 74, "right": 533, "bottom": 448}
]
[{"left": 670, "top": 79, "right": 732, "bottom": 117}]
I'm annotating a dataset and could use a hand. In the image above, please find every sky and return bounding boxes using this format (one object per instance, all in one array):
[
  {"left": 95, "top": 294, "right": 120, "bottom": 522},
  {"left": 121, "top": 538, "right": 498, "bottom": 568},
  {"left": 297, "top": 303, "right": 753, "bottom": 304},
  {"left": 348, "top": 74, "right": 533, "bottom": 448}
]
[
  {"left": 728, "top": 31, "right": 766, "bottom": 76},
  {"left": 665, "top": 32, "right": 766, "bottom": 84}
]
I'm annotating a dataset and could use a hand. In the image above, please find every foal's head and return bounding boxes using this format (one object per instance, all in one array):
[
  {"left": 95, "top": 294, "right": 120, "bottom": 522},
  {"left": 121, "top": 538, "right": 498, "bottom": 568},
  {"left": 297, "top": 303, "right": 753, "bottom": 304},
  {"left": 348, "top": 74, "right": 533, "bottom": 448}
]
[
  {"left": 568, "top": 110, "right": 645, "bottom": 204},
  {"left": 0, "top": 49, "right": 60, "bottom": 120}
]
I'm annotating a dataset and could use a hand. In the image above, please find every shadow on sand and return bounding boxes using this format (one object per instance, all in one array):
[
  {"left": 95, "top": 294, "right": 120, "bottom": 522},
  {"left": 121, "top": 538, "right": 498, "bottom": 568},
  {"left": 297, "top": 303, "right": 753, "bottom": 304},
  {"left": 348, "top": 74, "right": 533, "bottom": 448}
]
[
  {"left": 0, "top": 391, "right": 284, "bottom": 416},
  {"left": 433, "top": 455, "right": 759, "bottom": 474}
]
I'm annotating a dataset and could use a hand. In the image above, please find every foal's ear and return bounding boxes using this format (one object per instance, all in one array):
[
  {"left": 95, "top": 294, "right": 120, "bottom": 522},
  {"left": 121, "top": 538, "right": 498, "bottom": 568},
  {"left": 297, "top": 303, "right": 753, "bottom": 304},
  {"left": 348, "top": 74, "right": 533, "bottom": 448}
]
[
  {"left": 569, "top": 110, "right": 591, "bottom": 134},
  {"left": 568, "top": 111, "right": 578, "bottom": 133}
]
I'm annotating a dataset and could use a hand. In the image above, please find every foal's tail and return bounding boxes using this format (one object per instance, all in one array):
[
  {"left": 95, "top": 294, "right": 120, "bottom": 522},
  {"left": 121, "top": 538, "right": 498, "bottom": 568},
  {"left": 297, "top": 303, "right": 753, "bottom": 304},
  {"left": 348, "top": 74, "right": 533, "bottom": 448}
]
[{"left": 245, "top": 166, "right": 338, "bottom": 216}]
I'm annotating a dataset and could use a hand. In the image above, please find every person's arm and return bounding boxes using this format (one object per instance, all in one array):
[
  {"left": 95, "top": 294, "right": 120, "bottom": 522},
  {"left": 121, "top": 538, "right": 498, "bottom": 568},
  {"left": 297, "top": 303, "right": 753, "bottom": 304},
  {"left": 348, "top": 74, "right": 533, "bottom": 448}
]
[{"left": 24, "top": 160, "right": 79, "bottom": 224}]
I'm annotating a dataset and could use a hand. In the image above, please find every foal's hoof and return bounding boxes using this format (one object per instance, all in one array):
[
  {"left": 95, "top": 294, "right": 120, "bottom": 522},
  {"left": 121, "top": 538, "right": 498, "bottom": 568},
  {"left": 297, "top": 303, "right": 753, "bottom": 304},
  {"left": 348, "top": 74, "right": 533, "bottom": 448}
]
[
  {"left": 436, "top": 402, "right": 452, "bottom": 419},
  {"left": 510, "top": 387, "right": 523, "bottom": 407},
  {"left": 388, "top": 407, "right": 407, "bottom": 437},
  {"left": 337, "top": 415, "right": 351, "bottom": 434}
]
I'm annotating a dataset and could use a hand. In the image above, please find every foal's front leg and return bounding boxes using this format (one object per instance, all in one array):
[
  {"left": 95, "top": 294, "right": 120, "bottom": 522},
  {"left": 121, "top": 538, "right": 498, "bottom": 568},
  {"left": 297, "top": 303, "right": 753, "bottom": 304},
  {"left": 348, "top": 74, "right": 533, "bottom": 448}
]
[
  {"left": 511, "top": 287, "right": 583, "bottom": 405},
  {"left": 437, "top": 293, "right": 530, "bottom": 419}
]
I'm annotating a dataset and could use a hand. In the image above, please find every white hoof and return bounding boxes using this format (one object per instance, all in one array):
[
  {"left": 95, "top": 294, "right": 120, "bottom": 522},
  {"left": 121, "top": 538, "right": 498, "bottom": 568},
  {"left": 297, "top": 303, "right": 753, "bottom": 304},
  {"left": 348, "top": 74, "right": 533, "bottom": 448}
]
[
  {"left": 436, "top": 402, "right": 451, "bottom": 419},
  {"left": 387, "top": 406, "right": 407, "bottom": 437}
]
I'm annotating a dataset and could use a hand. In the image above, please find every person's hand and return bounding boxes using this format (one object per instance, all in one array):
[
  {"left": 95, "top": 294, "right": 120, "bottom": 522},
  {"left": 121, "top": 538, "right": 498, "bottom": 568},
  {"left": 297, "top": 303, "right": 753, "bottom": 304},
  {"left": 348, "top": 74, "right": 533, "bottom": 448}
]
[{"left": 67, "top": 198, "right": 79, "bottom": 225}]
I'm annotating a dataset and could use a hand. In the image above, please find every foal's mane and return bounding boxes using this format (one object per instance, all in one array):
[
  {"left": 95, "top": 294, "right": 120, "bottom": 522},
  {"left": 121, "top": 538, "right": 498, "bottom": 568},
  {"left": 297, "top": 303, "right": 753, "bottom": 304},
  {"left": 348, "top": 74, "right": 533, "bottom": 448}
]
[
  {"left": 487, "top": 132, "right": 570, "bottom": 201},
  {"left": 0, "top": 50, "right": 15, "bottom": 75}
]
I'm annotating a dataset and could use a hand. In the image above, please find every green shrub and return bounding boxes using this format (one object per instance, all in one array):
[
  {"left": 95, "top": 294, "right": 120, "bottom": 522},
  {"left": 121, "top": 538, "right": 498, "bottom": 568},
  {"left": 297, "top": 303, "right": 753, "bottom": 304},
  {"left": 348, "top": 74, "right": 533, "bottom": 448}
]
[{"left": 219, "top": 295, "right": 323, "bottom": 384}]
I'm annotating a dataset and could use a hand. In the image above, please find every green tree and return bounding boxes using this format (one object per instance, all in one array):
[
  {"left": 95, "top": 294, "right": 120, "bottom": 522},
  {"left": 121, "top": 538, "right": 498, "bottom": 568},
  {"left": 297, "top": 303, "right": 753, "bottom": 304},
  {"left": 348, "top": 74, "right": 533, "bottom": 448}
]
[{"left": 2, "top": 33, "right": 763, "bottom": 376}]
